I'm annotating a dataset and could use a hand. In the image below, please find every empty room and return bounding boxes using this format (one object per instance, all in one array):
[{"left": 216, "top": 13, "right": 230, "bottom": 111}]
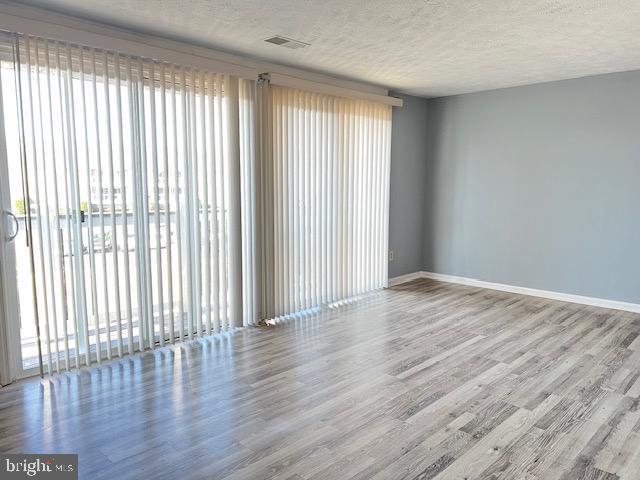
[{"left": 0, "top": 1, "right": 639, "bottom": 479}]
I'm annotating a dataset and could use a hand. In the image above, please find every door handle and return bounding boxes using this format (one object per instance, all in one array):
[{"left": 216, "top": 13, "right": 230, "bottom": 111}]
[{"left": 4, "top": 210, "right": 19, "bottom": 242}]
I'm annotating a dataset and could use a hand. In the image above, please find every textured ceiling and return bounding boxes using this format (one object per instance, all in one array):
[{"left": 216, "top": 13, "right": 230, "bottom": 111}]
[{"left": 16, "top": 0, "right": 640, "bottom": 97}]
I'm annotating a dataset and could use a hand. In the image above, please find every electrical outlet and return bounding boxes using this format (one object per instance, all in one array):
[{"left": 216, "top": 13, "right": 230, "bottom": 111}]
[{"left": 389, "top": 250, "right": 394, "bottom": 261}]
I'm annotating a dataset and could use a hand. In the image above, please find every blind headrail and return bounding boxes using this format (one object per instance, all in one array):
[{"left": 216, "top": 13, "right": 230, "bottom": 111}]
[{"left": 267, "top": 73, "right": 403, "bottom": 107}]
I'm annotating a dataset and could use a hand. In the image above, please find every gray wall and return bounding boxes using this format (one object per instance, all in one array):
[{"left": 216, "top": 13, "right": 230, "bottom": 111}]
[
  {"left": 388, "top": 93, "right": 429, "bottom": 278},
  {"left": 423, "top": 70, "right": 640, "bottom": 303}
]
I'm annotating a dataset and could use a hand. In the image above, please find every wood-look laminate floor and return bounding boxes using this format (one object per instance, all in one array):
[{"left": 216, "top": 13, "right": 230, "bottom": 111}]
[{"left": 2, "top": 279, "right": 640, "bottom": 479}]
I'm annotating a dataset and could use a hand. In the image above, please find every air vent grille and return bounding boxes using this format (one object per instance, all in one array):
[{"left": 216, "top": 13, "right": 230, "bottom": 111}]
[{"left": 264, "top": 35, "right": 310, "bottom": 49}]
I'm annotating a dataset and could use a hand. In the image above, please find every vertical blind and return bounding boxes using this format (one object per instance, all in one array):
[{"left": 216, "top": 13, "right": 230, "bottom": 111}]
[
  {"left": 1, "top": 31, "right": 394, "bottom": 378},
  {"left": 8, "top": 34, "right": 247, "bottom": 375},
  {"left": 256, "top": 84, "right": 392, "bottom": 321}
]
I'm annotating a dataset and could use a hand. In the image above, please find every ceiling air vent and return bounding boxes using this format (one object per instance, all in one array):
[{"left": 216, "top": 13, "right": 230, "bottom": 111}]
[{"left": 264, "top": 35, "right": 310, "bottom": 49}]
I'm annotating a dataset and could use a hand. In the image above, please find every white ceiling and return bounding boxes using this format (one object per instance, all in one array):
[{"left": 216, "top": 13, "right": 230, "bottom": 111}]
[{"left": 17, "top": 0, "right": 640, "bottom": 97}]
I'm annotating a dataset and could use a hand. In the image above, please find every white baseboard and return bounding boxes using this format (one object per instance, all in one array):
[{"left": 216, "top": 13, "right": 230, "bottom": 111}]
[
  {"left": 388, "top": 271, "right": 640, "bottom": 313},
  {"left": 387, "top": 271, "right": 425, "bottom": 287}
]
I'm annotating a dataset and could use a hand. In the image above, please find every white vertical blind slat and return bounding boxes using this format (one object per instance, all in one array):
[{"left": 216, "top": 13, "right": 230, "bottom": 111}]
[
  {"left": 138, "top": 58, "right": 154, "bottom": 351},
  {"left": 90, "top": 48, "right": 111, "bottom": 361},
  {"left": 189, "top": 68, "right": 202, "bottom": 339},
  {"left": 239, "top": 78, "right": 258, "bottom": 326},
  {"left": 116, "top": 53, "right": 134, "bottom": 356},
  {"left": 181, "top": 66, "right": 193, "bottom": 341},
  {"left": 172, "top": 65, "right": 184, "bottom": 342},
  {"left": 268, "top": 86, "right": 276, "bottom": 318},
  {"left": 42, "top": 40, "right": 63, "bottom": 372},
  {"left": 208, "top": 72, "right": 220, "bottom": 333},
  {"left": 201, "top": 71, "right": 211, "bottom": 335},
  {"left": 55, "top": 42, "right": 74, "bottom": 370},
  {"left": 149, "top": 61, "right": 164, "bottom": 347},
  {"left": 216, "top": 74, "right": 228, "bottom": 330},
  {"left": 79, "top": 47, "right": 101, "bottom": 365},
  {"left": 226, "top": 75, "right": 243, "bottom": 328},
  {"left": 62, "top": 42, "right": 87, "bottom": 368},
  {"left": 103, "top": 50, "right": 123, "bottom": 358},
  {"left": 160, "top": 62, "right": 174, "bottom": 344},
  {"left": 127, "top": 56, "right": 143, "bottom": 353},
  {"left": 26, "top": 37, "right": 54, "bottom": 374},
  {"left": 382, "top": 106, "right": 392, "bottom": 288}
]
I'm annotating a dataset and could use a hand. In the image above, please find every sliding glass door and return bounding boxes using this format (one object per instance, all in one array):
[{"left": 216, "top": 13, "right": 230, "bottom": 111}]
[
  {"left": 0, "top": 40, "right": 39, "bottom": 380},
  {"left": 0, "top": 33, "right": 247, "bottom": 377}
]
